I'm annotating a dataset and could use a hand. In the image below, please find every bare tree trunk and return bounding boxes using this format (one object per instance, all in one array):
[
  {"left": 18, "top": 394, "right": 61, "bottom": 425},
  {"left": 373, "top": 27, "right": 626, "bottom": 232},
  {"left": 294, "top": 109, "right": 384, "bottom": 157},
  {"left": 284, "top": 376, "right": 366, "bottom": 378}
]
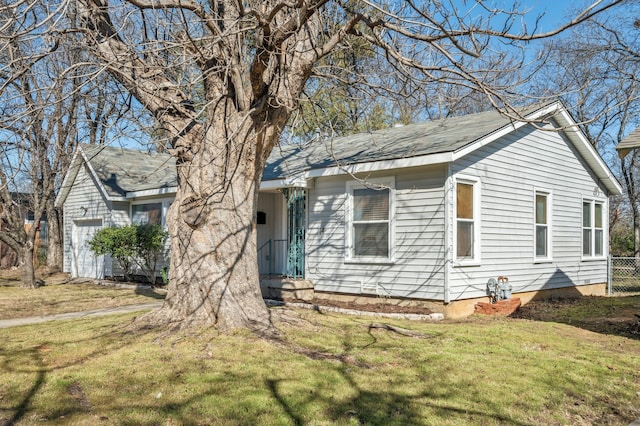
[
  {"left": 20, "top": 242, "right": 37, "bottom": 288},
  {"left": 145, "top": 126, "right": 274, "bottom": 333},
  {"left": 46, "top": 199, "right": 63, "bottom": 270}
]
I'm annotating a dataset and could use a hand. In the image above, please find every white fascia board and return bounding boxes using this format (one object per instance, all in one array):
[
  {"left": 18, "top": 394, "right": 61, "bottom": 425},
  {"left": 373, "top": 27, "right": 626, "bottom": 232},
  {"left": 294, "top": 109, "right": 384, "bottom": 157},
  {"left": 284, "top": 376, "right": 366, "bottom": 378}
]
[
  {"left": 80, "top": 146, "right": 123, "bottom": 203},
  {"left": 452, "top": 102, "right": 562, "bottom": 162},
  {"left": 125, "top": 186, "right": 178, "bottom": 199},
  {"left": 305, "top": 151, "right": 454, "bottom": 179},
  {"left": 259, "top": 179, "right": 290, "bottom": 190},
  {"left": 259, "top": 152, "right": 454, "bottom": 189},
  {"left": 551, "top": 108, "right": 622, "bottom": 196},
  {"left": 449, "top": 101, "right": 622, "bottom": 196},
  {"left": 54, "top": 148, "right": 81, "bottom": 207},
  {"left": 259, "top": 175, "right": 309, "bottom": 190}
]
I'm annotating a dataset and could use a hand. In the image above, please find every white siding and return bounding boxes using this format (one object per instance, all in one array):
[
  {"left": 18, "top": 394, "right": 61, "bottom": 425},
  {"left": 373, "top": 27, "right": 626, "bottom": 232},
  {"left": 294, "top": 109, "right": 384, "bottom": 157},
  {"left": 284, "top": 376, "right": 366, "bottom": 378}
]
[
  {"left": 62, "top": 164, "right": 113, "bottom": 277},
  {"left": 306, "top": 164, "right": 447, "bottom": 299},
  {"left": 256, "top": 192, "right": 287, "bottom": 275},
  {"left": 107, "top": 201, "right": 131, "bottom": 278},
  {"left": 448, "top": 122, "right": 609, "bottom": 300}
]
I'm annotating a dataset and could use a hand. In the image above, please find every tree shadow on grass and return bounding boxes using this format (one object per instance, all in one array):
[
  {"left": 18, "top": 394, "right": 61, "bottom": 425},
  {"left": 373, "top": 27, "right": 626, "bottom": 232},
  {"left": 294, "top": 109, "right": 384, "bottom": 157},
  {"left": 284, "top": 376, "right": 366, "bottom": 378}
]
[
  {"left": 0, "top": 319, "right": 148, "bottom": 425},
  {"left": 2, "top": 346, "right": 46, "bottom": 426},
  {"left": 262, "top": 324, "right": 531, "bottom": 426},
  {"left": 265, "top": 364, "right": 531, "bottom": 426}
]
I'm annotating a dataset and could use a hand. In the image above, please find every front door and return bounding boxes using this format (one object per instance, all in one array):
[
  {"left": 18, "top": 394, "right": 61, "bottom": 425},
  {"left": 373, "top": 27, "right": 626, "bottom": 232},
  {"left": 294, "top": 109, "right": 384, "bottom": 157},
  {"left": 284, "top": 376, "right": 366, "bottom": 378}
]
[
  {"left": 283, "top": 187, "right": 305, "bottom": 279},
  {"left": 71, "top": 219, "right": 104, "bottom": 279}
]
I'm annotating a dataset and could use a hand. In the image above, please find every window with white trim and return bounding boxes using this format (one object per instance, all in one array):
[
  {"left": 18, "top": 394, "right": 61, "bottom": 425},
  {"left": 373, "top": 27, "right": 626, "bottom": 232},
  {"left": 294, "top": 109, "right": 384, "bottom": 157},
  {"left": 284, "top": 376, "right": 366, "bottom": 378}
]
[
  {"left": 131, "top": 199, "right": 173, "bottom": 229},
  {"left": 346, "top": 178, "right": 394, "bottom": 261},
  {"left": 454, "top": 177, "right": 480, "bottom": 264},
  {"left": 132, "top": 203, "right": 162, "bottom": 225},
  {"left": 582, "top": 199, "right": 604, "bottom": 258},
  {"left": 534, "top": 190, "right": 552, "bottom": 261}
]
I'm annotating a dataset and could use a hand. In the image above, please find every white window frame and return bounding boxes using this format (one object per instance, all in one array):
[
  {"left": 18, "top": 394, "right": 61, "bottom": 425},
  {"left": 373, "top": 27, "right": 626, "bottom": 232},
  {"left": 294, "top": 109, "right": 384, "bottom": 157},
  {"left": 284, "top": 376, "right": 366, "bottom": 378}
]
[
  {"left": 533, "top": 188, "right": 553, "bottom": 263},
  {"left": 130, "top": 198, "right": 173, "bottom": 230},
  {"left": 453, "top": 175, "right": 481, "bottom": 266},
  {"left": 581, "top": 197, "right": 606, "bottom": 260},
  {"left": 345, "top": 177, "right": 395, "bottom": 264}
]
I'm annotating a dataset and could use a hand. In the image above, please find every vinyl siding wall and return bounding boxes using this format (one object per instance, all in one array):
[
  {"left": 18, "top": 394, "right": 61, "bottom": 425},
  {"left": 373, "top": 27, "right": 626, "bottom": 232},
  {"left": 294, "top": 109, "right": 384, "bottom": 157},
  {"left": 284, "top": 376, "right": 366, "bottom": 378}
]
[
  {"left": 107, "top": 201, "right": 132, "bottom": 278},
  {"left": 448, "top": 122, "right": 609, "bottom": 300},
  {"left": 256, "top": 192, "right": 287, "bottom": 275},
  {"left": 62, "top": 163, "right": 114, "bottom": 276},
  {"left": 306, "top": 164, "right": 447, "bottom": 299}
]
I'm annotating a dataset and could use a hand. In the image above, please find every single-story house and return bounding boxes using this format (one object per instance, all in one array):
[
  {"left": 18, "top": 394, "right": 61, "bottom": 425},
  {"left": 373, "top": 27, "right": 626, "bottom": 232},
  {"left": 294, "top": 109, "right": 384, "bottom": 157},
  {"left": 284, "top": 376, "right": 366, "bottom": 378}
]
[{"left": 55, "top": 101, "right": 622, "bottom": 317}]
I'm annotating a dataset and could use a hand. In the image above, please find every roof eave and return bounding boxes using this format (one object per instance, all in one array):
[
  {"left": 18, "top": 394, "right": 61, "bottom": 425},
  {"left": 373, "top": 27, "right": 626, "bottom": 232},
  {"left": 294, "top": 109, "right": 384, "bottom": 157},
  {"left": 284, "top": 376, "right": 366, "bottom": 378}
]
[
  {"left": 451, "top": 101, "right": 622, "bottom": 196},
  {"left": 125, "top": 186, "right": 178, "bottom": 199},
  {"left": 260, "top": 151, "right": 455, "bottom": 188},
  {"left": 81, "top": 146, "right": 129, "bottom": 202},
  {"left": 550, "top": 107, "right": 623, "bottom": 196},
  {"left": 54, "top": 148, "right": 82, "bottom": 208}
]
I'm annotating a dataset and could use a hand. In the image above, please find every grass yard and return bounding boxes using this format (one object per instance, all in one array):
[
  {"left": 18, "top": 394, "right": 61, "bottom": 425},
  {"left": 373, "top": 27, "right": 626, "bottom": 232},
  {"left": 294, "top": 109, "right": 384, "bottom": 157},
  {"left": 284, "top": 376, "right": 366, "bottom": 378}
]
[
  {"left": 0, "top": 270, "right": 165, "bottom": 320},
  {"left": 0, "top": 290, "right": 639, "bottom": 425}
]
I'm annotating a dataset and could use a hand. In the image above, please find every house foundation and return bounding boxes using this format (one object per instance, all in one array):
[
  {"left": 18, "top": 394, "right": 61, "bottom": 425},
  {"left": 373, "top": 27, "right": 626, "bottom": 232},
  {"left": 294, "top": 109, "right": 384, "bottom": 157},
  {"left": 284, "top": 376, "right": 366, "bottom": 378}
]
[
  {"left": 260, "top": 277, "right": 315, "bottom": 301},
  {"left": 260, "top": 279, "right": 607, "bottom": 319}
]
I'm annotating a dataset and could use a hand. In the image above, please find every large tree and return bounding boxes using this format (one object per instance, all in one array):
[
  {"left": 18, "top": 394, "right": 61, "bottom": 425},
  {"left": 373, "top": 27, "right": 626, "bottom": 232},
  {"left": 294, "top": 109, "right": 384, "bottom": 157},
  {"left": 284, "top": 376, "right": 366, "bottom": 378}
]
[{"left": 6, "top": 0, "right": 620, "bottom": 327}]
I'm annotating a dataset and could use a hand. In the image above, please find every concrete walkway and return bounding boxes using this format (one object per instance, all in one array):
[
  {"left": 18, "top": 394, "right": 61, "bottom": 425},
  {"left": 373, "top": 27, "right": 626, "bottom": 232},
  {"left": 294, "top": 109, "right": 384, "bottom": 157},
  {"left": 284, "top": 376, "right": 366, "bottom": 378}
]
[{"left": 0, "top": 302, "right": 163, "bottom": 328}]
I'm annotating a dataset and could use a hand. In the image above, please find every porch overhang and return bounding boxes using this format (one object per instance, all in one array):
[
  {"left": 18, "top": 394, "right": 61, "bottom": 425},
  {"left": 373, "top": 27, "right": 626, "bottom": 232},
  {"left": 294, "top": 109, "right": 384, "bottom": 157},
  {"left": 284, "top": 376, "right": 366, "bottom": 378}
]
[
  {"left": 125, "top": 186, "right": 178, "bottom": 199},
  {"left": 260, "top": 175, "right": 311, "bottom": 190}
]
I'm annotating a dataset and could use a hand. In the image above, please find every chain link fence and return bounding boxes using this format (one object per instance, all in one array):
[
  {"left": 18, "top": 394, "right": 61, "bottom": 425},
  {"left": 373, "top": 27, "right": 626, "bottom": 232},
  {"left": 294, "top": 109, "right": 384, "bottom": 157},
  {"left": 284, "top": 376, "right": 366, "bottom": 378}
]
[{"left": 609, "top": 256, "right": 640, "bottom": 295}]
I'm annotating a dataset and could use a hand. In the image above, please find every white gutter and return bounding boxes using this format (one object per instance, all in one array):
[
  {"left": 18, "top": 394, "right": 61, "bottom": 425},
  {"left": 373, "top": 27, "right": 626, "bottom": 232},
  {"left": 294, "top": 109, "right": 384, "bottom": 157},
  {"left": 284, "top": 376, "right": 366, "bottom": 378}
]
[
  {"left": 260, "top": 152, "right": 454, "bottom": 189},
  {"left": 125, "top": 186, "right": 178, "bottom": 199},
  {"left": 259, "top": 175, "right": 309, "bottom": 190}
]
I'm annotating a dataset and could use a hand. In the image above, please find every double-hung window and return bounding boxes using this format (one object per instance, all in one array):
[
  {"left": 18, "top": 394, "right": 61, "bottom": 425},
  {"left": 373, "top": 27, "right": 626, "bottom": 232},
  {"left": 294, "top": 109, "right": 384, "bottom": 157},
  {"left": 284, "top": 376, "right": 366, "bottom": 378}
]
[
  {"left": 582, "top": 199, "right": 604, "bottom": 258},
  {"left": 346, "top": 178, "right": 394, "bottom": 262},
  {"left": 454, "top": 176, "right": 480, "bottom": 264},
  {"left": 534, "top": 190, "right": 552, "bottom": 261}
]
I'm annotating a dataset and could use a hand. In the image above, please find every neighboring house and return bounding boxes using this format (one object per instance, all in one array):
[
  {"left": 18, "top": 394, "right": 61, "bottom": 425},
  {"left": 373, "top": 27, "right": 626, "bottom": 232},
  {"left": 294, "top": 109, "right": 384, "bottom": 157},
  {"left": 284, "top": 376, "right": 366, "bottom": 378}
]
[
  {"left": 55, "top": 101, "right": 622, "bottom": 317},
  {"left": 615, "top": 125, "right": 640, "bottom": 159}
]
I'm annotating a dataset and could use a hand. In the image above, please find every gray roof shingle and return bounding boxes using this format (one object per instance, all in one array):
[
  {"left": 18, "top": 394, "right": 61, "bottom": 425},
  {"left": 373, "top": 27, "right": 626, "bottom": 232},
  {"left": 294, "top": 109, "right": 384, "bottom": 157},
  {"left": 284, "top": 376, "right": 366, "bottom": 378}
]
[
  {"left": 263, "top": 107, "right": 525, "bottom": 180},
  {"left": 80, "top": 104, "right": 550, "bottom": 195},
  {"left": 81, "top": 145, "right": 177, "bottom": 197},
  {"left": 616, "top": 126, "right": 640, "bottom": 159}
]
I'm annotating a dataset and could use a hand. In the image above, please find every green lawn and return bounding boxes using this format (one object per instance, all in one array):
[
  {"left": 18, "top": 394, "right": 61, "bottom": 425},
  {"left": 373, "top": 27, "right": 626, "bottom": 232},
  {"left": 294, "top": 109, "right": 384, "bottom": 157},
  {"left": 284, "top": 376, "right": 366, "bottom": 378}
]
[
  {"left": 0, "top": 272, "right": 165, "bottom": 320},
  {"left": 0, "top": 297, "right": 639, "bottom": 425}
]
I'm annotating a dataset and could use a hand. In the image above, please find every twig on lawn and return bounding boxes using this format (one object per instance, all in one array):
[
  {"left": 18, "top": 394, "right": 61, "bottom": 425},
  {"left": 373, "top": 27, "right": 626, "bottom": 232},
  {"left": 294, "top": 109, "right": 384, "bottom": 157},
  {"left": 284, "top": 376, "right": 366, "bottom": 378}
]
[{"left": 367, "top": 323, "right": 435, "bottom": 338}]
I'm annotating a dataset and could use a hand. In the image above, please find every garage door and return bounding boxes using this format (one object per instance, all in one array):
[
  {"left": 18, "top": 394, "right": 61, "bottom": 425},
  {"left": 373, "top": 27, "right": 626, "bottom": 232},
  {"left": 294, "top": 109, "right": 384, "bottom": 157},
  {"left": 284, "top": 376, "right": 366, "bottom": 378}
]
[{"left": 71, "top": 219, "right": 104, "bottom": 279}]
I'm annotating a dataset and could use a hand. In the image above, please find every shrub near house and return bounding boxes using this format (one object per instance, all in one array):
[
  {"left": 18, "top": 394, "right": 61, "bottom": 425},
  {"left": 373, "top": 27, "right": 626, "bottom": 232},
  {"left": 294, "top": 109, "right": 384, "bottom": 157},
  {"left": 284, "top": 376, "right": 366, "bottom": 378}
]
[{"left": 89, "top": 224, "right": 167, "bottom": 284}]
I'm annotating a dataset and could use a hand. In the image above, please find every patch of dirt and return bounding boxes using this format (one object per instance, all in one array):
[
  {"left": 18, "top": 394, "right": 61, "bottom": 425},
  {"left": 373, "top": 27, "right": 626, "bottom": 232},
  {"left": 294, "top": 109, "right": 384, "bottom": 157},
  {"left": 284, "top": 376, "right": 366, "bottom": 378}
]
[
  {"left": 67, "top": 382, "right": 91, "bottom": 412},
  {"left": 512, "top": 297, "right": 640, "bottom": 338}
]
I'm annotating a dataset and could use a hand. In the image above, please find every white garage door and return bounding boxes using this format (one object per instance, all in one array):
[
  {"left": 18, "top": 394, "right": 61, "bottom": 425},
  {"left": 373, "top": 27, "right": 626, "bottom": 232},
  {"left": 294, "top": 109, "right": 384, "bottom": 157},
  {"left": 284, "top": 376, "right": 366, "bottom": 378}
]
[{"left": 72, "top": 219, "right": 104, "bottom": 279}]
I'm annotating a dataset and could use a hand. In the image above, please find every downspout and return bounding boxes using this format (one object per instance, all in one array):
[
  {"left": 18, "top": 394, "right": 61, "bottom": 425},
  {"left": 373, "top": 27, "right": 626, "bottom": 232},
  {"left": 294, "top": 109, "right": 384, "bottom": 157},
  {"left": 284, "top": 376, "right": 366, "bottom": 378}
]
[{"left": 444, "top": 164, "right": 452, "bottom": 304}]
